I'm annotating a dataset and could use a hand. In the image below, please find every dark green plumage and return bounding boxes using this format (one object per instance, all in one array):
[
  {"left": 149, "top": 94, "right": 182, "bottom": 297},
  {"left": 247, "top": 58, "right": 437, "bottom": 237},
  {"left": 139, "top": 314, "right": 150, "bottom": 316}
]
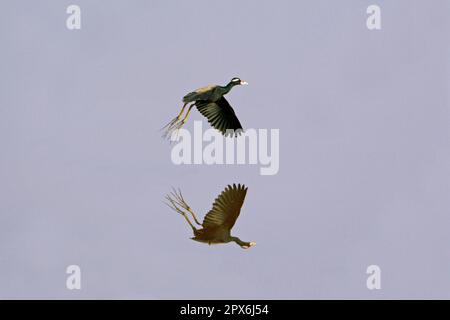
[
  {"left": 163, "top": 77, "right": 247, "bottom": 139},
  {"left": 196, "top": 97, "right": 243, "bottom": 137}
]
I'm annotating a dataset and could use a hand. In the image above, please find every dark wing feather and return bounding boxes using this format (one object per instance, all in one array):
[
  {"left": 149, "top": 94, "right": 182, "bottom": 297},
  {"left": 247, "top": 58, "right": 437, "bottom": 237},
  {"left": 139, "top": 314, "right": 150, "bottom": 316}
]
[
  {"left": 196, "top": 97, "right": 243, "bottom": 137},
  {"left": 202, "top": 184, "right": 248, "bottom": 230}
]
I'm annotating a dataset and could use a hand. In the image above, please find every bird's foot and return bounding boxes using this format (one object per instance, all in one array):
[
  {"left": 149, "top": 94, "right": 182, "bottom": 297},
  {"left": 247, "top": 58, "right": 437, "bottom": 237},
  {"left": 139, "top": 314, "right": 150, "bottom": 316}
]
[
  {"left": 162, "top": 116, "right": 180, "bottom": 130},
  {"left": 163, "top": 119, "right": 186, "bottom": 141},
  {"left": 161, "top": 116, "right": 180, "bottom": 139}
]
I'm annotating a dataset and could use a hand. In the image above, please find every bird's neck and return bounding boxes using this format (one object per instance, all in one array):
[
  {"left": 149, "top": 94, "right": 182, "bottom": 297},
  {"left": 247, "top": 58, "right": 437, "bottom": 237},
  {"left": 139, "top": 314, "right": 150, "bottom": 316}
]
[
  {"left": 220, "top": 82, "right": 237, "bottom": 95},
  {"left": 230, "top": 236, "right": 250, "bottom": 248}
]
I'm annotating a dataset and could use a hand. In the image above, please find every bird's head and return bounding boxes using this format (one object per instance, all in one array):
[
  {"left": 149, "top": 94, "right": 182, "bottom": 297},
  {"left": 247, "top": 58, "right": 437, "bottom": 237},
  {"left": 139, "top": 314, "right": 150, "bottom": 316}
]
[
  {"left": 231, "top": 236, "right": 256, "bottom": 249},
  {"left": 230, "top": 77, "right": 248, "bottom": 86},
  {"left": 241, "top": 241, "right": 256, "bottom": 249}
]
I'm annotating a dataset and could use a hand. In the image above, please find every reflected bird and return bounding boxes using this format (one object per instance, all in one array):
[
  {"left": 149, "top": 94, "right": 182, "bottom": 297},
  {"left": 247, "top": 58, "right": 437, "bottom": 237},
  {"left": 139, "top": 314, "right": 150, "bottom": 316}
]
[
  {"left": 163, "top": 78, "right": 247, "bottom": 139},
  {"left": 165, "top": 184, "right": 256, "bottom": 249}
]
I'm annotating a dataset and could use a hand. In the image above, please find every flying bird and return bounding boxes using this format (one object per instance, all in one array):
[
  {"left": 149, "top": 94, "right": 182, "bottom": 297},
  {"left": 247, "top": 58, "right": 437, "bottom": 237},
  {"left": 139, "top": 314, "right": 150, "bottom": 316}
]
[
  {"left": 165, "top": 184, "right": 256, "bottom": 249},
  {"left": 163, "top": 77, "right": 247, "bottom": 139}
]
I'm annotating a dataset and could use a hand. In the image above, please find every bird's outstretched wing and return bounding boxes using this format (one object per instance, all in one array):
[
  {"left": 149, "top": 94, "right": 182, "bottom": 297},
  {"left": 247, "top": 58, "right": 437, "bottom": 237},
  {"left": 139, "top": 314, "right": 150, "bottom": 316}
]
[
  {"left": 182, "top": 85, "right": 216, "bottom": 103},
  {"left": 196, "top": 97, "right": 243, "bottom": 136},
  {"left": 202, "top": 184, "right": 248, "bottom": 230}
]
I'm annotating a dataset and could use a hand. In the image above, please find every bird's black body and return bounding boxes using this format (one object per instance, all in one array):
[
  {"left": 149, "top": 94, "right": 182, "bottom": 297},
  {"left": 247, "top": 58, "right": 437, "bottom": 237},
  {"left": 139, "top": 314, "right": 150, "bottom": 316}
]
[
  {"left": 192, "top": 226, "right": 231, "bottom": 244},
  {"left": 163, "top": 78, "right": 247, "bottom": 138},
  {"left": 165, "top": 184, "right": 256, "bottom": 249},
  {"left": 182, "top": 80, "right": 240, "bottom": 103}
]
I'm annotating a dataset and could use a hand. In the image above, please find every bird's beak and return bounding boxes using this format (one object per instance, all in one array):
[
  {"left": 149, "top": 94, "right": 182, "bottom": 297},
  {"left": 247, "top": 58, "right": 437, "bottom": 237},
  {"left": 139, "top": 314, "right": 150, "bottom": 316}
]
[
  {"left": 240, "top": 80, "right": 248, "bottom": 85},
  {"left": 242, "top": 241, "right": 256, "bottom": 249}
]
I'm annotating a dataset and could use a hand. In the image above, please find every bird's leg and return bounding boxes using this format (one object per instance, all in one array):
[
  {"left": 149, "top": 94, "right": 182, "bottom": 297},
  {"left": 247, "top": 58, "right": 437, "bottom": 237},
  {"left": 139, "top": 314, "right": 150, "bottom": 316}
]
[
  {"left": 170, "top": 188, "right": 202, "bottom": 226},
  {"left": 165, "top": 194, "right": 197, "bottom": 232},
  {"left": 176, "top": 103, "right": 188, "bottom": 118},
  {"left": 163, "top": 103, "right": 187, "bottom": 130},
  {"left": 166, "top": 103, "right": 196, "bottom": 141},
  {"left": 173, "top": 104, "right": 195, "bottom": 130},
  {"left": 162, "top": 103, "right": 196, "bottom": 140},
  {"left": 161, "top": 103, "right": 188, "bottom": 139},
  {"left": 179, "top": 104, "right": 195, "bottom": 125},
  {"left": 180, "top": 210, "right": 197, "bottom": 232}
]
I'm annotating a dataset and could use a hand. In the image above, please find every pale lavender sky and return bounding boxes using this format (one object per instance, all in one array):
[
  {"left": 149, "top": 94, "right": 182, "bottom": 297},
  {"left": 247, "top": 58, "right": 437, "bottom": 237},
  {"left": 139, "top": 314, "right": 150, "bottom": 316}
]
[{"left": 0, "top": 0, "right": 449, "bottom": 299}]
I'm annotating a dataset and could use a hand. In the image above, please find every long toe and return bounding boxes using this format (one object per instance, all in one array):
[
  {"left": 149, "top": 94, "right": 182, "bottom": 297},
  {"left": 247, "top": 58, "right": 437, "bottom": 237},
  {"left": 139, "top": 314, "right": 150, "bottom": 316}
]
[
  {"left": 162, "top": 120, "right": 184, "bottom": 141},
  {"left": 161, "top": 116, "right": 180, "bottom": 131},
  {"left": 162, "top": 121, "right": 178, "bottom": 140}
]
